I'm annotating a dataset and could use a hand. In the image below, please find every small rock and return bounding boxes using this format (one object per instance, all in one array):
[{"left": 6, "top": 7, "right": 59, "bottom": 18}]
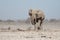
[{"left": 41, "top": 35, "right": 46, "bottom": 38}]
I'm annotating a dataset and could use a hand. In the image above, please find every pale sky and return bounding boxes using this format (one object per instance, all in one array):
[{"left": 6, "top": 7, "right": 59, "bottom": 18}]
[{"left": 0, "top": 0, "right": 60, "bottom": 20}]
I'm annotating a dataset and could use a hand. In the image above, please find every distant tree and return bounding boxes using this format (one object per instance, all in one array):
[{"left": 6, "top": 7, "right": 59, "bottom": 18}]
[
  {"left": 49, "top": 19, "right": 57, "bottom": 22},
  {"left": 0, "top": 20, "right": 3, "bottom": 22},
  {"left": 6, "top": 19, "right": 15, "bottom": 22},
  {"left": 17, "top": 20, "right": 25, "bottom": 23}
]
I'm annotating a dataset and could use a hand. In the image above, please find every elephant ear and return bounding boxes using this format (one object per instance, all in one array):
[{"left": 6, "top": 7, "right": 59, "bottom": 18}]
[{"left": 29, "top": 9, "right": 32, "bottom": 16}]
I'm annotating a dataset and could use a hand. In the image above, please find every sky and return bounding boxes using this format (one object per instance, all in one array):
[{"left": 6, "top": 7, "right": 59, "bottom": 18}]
[{"left": 0, "top": 0, "right": 60, "bottom": 20}]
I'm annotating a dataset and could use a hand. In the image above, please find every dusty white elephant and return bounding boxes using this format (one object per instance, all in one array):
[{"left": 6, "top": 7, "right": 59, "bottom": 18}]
[{"left": 29, "top": 9, "right": 45, "bottom": 30}]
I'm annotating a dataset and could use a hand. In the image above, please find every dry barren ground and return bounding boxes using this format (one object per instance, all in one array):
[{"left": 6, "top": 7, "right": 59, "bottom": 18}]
[
  {"left": 0, "top": 31, "right": 60, "bottom": 40},
  {"left": 0, "top": 21, "right": 60, "bottom": 40}
]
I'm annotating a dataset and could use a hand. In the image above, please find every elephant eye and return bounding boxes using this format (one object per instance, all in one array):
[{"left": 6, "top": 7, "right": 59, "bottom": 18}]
[{"left": 29, "top": 13, "right": 32, "bottom": 16}]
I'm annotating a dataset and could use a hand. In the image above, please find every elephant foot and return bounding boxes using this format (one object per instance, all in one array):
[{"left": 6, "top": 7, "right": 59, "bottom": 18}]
[{"left": 37, "top": 27, "right": 41, "bottom": 30}]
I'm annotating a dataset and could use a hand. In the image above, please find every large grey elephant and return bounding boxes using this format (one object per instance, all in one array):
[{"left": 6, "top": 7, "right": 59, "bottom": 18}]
[{"left": 29, "top": 9, "right": 45, "bottom": 30}]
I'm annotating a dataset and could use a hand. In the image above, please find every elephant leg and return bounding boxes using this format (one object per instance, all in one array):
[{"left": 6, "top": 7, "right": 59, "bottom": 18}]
[
  {"left": 40, "top": 20, "right": 42, "bottom": 26},
  {"left": 40, "top": 18, "right": 45, "bottom": 26}
]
